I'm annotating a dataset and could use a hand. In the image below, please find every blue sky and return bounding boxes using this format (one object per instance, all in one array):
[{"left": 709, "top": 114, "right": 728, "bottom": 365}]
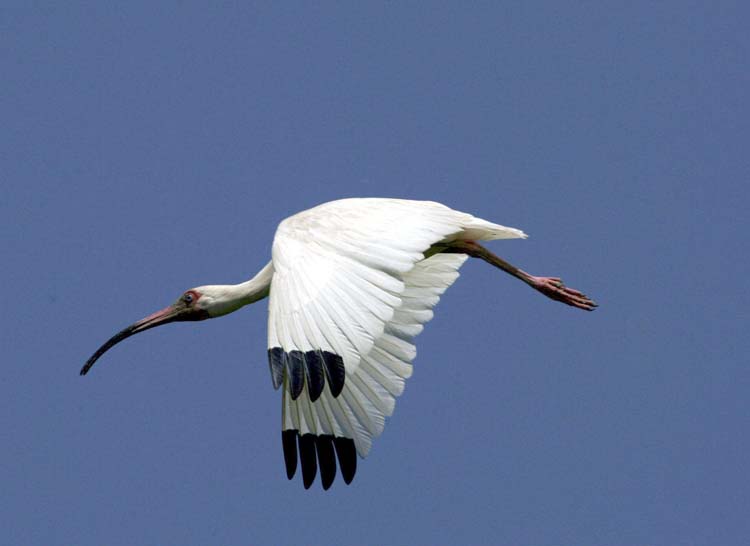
[{"left": 2, "top": 2, "right": 748, "bottom": 544}]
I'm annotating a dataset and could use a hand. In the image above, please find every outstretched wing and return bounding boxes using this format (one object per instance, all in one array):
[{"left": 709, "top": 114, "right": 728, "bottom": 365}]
[{"left": 267, "top": 198, "right": 525, "bottom": 489}]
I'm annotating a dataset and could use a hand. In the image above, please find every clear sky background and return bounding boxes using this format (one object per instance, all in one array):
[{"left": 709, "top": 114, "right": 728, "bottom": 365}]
[{"left": 2, "top": 2, "right": 748, "bottom": 545}]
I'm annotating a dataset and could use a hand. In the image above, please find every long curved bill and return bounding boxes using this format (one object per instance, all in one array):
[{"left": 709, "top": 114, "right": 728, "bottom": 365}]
[{"left": 80, "top": 301, "right": 195, "bottom": 376}]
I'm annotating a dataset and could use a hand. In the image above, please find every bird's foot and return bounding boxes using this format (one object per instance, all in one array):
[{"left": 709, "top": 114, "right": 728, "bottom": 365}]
[{"left": 529, "top": 276, "right": 597, "bottom": 311}]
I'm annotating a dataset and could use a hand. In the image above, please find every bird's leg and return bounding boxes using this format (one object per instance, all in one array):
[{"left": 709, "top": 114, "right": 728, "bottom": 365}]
[{"left": 436, "top": 240, "right": 597, "bottom": 311}]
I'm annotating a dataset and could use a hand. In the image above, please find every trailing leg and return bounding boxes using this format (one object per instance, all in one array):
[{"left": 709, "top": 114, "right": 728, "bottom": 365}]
[{"left": 436, "top": 240, "right": 597, "bottom": 311}]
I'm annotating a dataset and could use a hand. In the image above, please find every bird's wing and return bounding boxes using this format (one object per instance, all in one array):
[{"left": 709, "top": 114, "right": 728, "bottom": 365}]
[{"left": 267, "top": 198, "right": 525, "bottom": 488}]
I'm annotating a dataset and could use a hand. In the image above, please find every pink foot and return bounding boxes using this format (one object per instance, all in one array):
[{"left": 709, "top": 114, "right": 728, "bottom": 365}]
[{"left": 529, "top": 276, "right": 598, "bottom": 311}]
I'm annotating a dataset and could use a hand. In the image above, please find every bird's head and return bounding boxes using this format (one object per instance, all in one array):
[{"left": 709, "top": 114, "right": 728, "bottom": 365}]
[
  {"left": 81, "top": 262, "right": 273, "bottom": 376},
  {"left": 80, "top": 286, "right": 215, "bottom": 376}
]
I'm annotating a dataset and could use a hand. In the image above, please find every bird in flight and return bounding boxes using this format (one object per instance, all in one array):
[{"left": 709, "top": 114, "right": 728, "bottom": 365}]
[{"left": 82, "top": 198, "right": 596, "bottom": 489}]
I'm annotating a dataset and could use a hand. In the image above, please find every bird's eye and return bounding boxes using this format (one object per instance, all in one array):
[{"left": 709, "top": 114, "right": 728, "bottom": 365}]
[{"left": 183, "top": 292, "right": 194, "bottom": 304}]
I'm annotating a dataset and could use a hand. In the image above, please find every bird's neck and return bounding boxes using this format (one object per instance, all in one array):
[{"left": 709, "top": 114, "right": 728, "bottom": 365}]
[
  {"left": 233, "top": 260, "right": 275, "bottom": 305},
  {"left": 203, "top": 261, "right": 274, "bottom": 317}
]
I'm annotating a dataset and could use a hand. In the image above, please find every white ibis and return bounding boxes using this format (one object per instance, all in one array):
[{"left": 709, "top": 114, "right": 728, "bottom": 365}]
[{"left": 82, "top": 198, "right": 596, "bottom": 489}]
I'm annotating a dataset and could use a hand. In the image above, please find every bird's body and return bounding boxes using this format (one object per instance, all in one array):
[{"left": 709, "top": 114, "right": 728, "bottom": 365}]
[{"left": 82, "top": 198, "right": 596, "bottom": 489}]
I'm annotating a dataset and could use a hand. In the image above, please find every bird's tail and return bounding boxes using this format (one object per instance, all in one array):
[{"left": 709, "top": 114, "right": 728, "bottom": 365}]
[{"left": 461, "top": 217, "right": 527, "bottom": 241}]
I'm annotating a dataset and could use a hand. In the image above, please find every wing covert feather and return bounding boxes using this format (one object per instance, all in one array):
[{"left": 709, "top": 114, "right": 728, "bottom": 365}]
[{"left": 268, "top": 198, "right": 526, "bottom": 488}]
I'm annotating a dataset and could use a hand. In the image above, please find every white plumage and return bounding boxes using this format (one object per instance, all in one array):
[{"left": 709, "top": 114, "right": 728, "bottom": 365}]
[
  {"left": 82, "top": 197, "right": 596, "bottom": 490},
  {"left": 271, "top": 198, "right": 525, "bottom": 457}
]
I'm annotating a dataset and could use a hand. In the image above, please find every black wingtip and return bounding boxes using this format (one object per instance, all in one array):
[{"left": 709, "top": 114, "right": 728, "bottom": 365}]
[
  {"left": 305, "top": 352, "right": 326, "bottom": 402},
  {"left": 315, "top": 435, "right": 337, "bottom": 490},
  {"left": 267, "top": 348, "right": 285, "bottom": 390},
  {"left": 282, "top": 430, "right": 298, "bottom": 480},
  {"left": 288, "top": 352, "right": 305, "bottom": 400},
  {"left": 267, "top": 348, "right": 345, "bottom": 400},
  {"left": 299, "top": 434, "right": 318, "bottom": 489},
  {"left": 283, "top": 432, "right": 357, "bottom": 489},
  {"left": 334, "top": 437, "right": 357, "bottom": 485},
  {"left": 322, "top": 352, "right": 346, "bottom": 397}
]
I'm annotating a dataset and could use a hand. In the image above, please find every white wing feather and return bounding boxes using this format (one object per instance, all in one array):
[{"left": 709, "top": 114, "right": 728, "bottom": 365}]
[{"left": 269, "top": 198, "right": 525, "bottom": 481}]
